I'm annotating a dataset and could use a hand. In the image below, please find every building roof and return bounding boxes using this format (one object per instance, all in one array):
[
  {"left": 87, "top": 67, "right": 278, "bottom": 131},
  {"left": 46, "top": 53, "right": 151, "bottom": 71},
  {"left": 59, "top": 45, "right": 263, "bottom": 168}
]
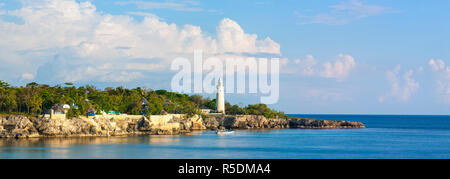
[
  {"left": 87, "top": 107, "right": 96, "bottom": 113},
  {"left": 62, "top": 104, "right": 71, "bottom": 109},
  {"left": 51, "top": 104, "right": 70, "bottom": 112}
]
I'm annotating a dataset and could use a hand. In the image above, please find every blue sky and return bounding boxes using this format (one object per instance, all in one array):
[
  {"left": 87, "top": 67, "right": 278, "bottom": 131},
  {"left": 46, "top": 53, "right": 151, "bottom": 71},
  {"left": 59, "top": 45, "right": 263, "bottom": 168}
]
[{"left": 0, "top": 0, "right": 449, "bottom": 114}]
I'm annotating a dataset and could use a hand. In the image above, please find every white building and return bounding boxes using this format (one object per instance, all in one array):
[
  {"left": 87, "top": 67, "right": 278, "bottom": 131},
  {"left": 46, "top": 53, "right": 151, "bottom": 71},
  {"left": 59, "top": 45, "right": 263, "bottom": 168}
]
[
  {"left": 50, "top": 104, "right": 71, "bottom": 120},
  {"left": 216, "top": 78, "right": 225, "bottom": 114}
]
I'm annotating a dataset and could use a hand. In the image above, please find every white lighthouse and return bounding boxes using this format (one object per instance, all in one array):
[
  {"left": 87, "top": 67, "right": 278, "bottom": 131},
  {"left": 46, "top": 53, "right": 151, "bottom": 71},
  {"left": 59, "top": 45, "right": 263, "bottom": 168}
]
[{"left": 216, "top": 78, "right": 225, "bottom": 114}]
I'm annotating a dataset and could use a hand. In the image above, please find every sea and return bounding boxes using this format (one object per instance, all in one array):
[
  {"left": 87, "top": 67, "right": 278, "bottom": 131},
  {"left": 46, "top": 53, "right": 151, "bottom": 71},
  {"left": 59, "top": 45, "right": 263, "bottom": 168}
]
[{"left": 0, "top": 114, "right": 449, "bottom": 159}]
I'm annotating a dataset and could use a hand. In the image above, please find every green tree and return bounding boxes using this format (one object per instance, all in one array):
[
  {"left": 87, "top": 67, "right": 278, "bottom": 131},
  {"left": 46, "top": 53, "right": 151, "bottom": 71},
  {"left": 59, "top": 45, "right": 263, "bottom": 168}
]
[
  {"left": 189, "top": 95, "right": 203, "bottom": 107},
  {"left": 28, "top": 94, "right": 43, "bottom": 114},
  {"left": 205, "top": 99, "right": 216, "bottom": 110},
  {"left": 0, "top": 80, "right": 10, "bottom": 89},
  {"left": 3, "top": 90, "right": 18, "bottom": 112},
  {"left": 0, "top": 87, "right": 17, "bottom": 113},
  {"left": 0, "top": 81, "right": 287, "bottom": 118}
]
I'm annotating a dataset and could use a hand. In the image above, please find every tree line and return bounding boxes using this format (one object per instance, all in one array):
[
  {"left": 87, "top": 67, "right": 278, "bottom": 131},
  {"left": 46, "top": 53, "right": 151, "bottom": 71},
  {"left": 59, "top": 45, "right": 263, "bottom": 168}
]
[{"left": 0, "top": 80, "right": 287, "bottom": 119}]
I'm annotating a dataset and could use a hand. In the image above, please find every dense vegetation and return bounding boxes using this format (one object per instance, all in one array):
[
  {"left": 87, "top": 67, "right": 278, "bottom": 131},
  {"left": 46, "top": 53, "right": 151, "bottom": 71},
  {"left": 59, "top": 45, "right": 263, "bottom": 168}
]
[{"left": 0, "top": 80, "right": 287, "bottom": 119}]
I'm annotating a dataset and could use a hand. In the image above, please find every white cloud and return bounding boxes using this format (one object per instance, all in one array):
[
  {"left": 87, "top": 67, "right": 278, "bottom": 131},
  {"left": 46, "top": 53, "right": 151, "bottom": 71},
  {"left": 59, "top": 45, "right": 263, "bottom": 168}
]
[
  {"left": 429, "top": 59, "right": 445, "bottom": 71},
  {"left": 0, "top": 3, "right": 4, "bottom": 15},
  {"left": 124, "top": 63, "right": 165, "bottom": 71},
  {"left": 0, "top": 0, "right": 280, "bottom": 83},
  {"left": 116, "top": 0, "right": 224, "bottom": 14},
  {"left": 320, "top": 54, "right": 356, "bottom": 81},
  {"left": 38, "top": 61, "right": 145, "bottom": 83},
  {"left": 100, "top": 71, "right": 144, "bottom": 83},
  {"left": 127, "top": 11, "right": 162, "bottom": 19},
  {"left": 116, "top": 0, "right": 203, "bottom": 12},
  {"left": 293, "top": 55, "right": 317, "bottom": 76},
  {"left": 428, "top": 59, "right": 450, "bottom": 103},
  {"left": 297, "top": 0, "right": 394, "bottom": 25},
  {"left": 287, "top": 54, "right": 356, "bottom": 81},
  {"left": 379, "top": 65, "right": 419, "bottom": 103},
  {"left": 301, "top": 88, "right": 349, "bottom": 102},
  {"left": 217, "top": 18, "right": 280, "bottom": 54},
  {"left": 330, "top": 0, "right": 390, "bottom": 18},
  {"left": 21, "top": 73, "right": 35, "bottom": 81}
]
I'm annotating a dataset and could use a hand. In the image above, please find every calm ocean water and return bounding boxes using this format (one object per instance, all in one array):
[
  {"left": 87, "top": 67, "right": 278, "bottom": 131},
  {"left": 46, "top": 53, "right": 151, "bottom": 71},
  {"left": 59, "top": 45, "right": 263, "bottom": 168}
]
[{"left": 1, "top": 114, "right": 449, "bottom": 159}]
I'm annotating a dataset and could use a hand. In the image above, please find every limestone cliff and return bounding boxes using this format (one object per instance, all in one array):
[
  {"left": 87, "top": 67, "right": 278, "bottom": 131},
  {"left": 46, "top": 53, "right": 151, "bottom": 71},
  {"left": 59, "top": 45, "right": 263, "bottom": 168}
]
[
  {"left": 0, "top": 114, "right": 365, "bottom": 138},
  {"left": 203, "top": 115, "right": 365, "bottom": 129},
  {"left": 288, "top": 118, "right": 365, "bottom": 129},
  {"left": 0, "top": 116, "right": 39, "bottom": 138},
  {"left": 0, "top": 114, "right": 204, "bottom": 138}
]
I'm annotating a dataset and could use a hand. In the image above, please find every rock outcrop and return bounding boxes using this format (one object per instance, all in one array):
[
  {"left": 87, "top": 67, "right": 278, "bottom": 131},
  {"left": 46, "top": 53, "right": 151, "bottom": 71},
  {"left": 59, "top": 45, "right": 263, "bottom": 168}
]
[
  {"left": 203, "top": 115, "right": 289, "bottom": 129},
  {"left": 0, "top": 116, "right": 39, "bottom": 138},
  {"left": 288, "top": 118, "right": 365, "bottom": 129},
  {"left": 0, "top": 114, "right": 365, "bottom": 138},
  {"left": 204, "top": 115, "right": 364, "bottom": 130},
  {"left": 0, "top": 114, "right": 205, "bottom": 138}
]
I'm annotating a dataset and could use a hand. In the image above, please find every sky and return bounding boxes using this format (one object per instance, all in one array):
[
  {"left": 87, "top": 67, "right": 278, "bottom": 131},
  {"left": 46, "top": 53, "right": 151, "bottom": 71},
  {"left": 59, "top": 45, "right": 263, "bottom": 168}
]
[{"left": 0, "top": 0, "right": 449, "bottom": 114}]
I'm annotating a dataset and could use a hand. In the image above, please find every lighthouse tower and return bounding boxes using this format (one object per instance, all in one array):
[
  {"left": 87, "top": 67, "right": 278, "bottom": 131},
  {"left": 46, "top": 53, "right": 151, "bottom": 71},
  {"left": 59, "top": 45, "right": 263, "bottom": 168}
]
[{"left": 216, "top": 78, "right": 225, "bottom": 114}]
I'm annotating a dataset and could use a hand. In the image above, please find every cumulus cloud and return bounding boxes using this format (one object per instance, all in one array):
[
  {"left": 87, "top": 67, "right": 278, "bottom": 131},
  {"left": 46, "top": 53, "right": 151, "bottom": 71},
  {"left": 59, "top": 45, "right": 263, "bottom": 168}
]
[
  {"left": 0, "top": 0, "right": 280, "bottom": 84},
  {"left": 217, "top": 18, "right": 280, "bottom": 54},
  {"left": 378, "top": 65, "right": 419, "bottom": 103},
  {"left": 320, "top": 54, "right": 356, "bottom": 81},
  {"left": 297, "top": 0, "right": 394, "bottom": 25},
  {"left": 288, "top": 54, "right": 356, "bottom": 81},
  {"left": 428, "top": 59, "right": 450, "bottom": 103}
]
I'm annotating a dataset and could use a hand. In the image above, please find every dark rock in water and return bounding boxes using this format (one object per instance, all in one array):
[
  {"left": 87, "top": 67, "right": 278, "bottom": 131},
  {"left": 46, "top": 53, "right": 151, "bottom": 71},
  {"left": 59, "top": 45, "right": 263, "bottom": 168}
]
[
  {"left": 204, "top": 115, "right": 364, "bottom": 129},
  {"left": 0, "top": 114, "right": 365, "bottom": 138},
  {"left": 288, "top": 118, "right": 365, "bottom": 129},
  {"left": 226, "top": 115, "right": 290, "bottom": 129}
]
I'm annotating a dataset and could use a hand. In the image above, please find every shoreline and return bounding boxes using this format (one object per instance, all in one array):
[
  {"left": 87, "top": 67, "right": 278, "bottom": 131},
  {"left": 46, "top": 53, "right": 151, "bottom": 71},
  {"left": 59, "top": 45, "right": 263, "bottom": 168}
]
[{"left": 0, "top": 114, "right": 365, "bottom": 138}]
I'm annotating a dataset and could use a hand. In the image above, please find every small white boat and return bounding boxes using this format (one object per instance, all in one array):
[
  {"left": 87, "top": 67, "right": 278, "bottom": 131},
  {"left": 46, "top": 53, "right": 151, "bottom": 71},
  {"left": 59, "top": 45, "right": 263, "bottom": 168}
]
[{"left": 216, "top": 129, "right": 235, "bottom": 135}]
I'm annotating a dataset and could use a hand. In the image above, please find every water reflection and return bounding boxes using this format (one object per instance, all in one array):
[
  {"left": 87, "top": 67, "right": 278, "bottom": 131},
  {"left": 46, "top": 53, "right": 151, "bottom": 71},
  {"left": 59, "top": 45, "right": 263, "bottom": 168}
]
[
  {"left": 0, "top": 135, "right": 195, "bottom": 148},
  {"left": 0, "top": 135, "right": 202, "bottom": 159},
  {"left": 1, "top": 137, "right": 135, "bottom": 147}
]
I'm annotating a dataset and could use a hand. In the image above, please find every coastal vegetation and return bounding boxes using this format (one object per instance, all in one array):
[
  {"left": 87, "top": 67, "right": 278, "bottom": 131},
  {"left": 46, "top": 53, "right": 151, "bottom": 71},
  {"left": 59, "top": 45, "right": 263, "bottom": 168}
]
[{"left": 0, "top": 80, "right": 287, "bottom": 119}]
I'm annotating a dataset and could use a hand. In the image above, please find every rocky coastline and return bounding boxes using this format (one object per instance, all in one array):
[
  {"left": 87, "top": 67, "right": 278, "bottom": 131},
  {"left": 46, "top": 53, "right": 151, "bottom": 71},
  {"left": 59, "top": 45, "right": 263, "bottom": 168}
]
[{"left": 0, "top": 114, "right": 365, "bottom": 138}]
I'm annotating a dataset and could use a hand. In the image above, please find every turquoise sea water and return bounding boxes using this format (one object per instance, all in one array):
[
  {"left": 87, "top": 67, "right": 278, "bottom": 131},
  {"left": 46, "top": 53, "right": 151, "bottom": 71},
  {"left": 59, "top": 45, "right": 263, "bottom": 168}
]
[{"left": 0, "top": 115, "right": 449, "bottom": 159}]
